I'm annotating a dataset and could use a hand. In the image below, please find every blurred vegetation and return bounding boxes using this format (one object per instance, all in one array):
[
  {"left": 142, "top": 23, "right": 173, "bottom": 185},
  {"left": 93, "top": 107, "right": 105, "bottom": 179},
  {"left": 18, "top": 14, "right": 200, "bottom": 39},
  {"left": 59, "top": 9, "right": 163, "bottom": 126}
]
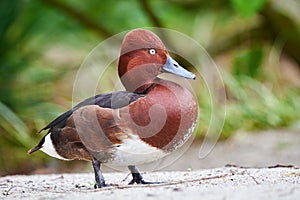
[{"left": 0, "top": 0, "right": 300, "bottom": 175}]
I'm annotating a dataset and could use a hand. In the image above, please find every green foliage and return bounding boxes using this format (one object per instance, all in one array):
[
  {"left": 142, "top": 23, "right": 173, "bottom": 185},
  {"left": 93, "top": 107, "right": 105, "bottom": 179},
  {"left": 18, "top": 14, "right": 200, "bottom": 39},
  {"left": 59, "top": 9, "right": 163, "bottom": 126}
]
[
  {"left": 220, "top": 73, "right": 300, "bottom": 138},
  {"left": 0, "top": 0, "right": 300, "bottom": 175},
  {"left": 0, "top": 0, "right": 69, "bottom": 175},
  {"left": 230, "top": 0, "right": 267, "bottom": 17},
  {"left": 195, "top": 71, "right": 300, "bottom": 139},
  {"left": 232, "top": 48, "right": 264, "bottom": 78},
  {"left": 0, "top": 102, "right": 31, "bottom": 147}
]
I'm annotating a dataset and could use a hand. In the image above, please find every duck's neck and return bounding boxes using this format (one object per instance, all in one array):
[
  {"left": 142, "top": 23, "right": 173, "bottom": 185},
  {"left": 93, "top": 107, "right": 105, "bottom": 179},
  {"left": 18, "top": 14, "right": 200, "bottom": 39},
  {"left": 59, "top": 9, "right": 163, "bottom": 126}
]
[
  {"left": 120, "top": 66, "right": 160, "bottom": 93},
  {"left": 134, "top": 82, "right": 156, "bottom": 94},
  {"left": 118, "top": 53, "right": 162, "bottom": 93}
]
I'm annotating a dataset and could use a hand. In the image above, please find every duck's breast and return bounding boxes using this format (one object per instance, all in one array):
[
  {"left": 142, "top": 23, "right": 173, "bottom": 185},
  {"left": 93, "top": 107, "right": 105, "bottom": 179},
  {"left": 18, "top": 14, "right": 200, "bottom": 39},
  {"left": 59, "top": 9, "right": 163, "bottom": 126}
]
[{"left": 124, "top": 80, "right": 198, "bottom": 152}]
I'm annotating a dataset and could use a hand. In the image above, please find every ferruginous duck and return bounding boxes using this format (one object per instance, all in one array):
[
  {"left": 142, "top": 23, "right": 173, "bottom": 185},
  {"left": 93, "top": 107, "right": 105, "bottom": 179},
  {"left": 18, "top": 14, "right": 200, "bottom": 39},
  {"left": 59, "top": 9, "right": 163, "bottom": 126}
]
[{"left": 29, "top": 29, "right": 198, "bottom": 188}]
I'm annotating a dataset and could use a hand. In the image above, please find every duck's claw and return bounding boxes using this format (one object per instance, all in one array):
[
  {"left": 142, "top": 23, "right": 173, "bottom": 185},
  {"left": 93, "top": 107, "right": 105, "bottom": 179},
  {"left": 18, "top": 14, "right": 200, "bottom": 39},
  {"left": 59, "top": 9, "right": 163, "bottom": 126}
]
[
  {"left": 128, "top": 165, "right": 164, "bottom": 185},
  {"left": 128, "top": 172, "right": 145, "bottom": 184},
  {"left": 94, "top": 182, "right": 111, "bottom": 189},
  {"left": 128, "top": 178, "right": 163, "bottom": 185}
]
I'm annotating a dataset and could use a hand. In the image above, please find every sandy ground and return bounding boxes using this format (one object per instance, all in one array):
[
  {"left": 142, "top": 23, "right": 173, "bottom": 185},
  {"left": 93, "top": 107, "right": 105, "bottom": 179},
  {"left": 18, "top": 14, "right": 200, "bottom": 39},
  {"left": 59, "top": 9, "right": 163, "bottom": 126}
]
[
  {"left": 1, "top": 130, "right": 300, "bottom": 199},
  {"left": 1, "top": 167, "right": 300, "bottom": 200}
]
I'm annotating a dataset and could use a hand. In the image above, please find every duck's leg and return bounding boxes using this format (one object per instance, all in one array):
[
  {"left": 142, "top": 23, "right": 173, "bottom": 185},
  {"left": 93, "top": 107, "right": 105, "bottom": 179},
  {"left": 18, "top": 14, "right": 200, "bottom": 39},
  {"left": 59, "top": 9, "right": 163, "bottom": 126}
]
[
  {"left": 92, "top": 159, "right": 109, "bottom": 188},
  {"left": 128, "top": 165, "right": 162, "bottom": 185}
]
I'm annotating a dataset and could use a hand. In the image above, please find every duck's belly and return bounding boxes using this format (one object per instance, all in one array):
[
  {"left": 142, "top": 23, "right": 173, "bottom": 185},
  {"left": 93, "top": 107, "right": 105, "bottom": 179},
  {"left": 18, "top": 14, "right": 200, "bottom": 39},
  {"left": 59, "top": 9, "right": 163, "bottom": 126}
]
[{"left": 107, "top": 134, "right": 167, "bottom": 166}]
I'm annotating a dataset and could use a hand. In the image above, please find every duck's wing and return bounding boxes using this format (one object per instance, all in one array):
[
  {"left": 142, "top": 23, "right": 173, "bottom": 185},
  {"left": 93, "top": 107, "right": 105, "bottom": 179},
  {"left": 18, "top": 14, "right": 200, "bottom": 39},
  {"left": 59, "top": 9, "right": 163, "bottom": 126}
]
[
  {"left": 39, "top": 91, "right": 143, "bottom": 133},
  {"left": 28, "top": 91, "right": 143, "bottom": 155}
]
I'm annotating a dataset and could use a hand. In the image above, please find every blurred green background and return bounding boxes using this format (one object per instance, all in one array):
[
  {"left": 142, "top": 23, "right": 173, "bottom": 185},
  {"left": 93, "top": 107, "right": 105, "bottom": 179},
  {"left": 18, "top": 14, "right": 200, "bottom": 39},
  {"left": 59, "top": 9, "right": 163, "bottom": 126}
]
[{"left": 1, "top": 0, "right": 300, "bottom": 175}]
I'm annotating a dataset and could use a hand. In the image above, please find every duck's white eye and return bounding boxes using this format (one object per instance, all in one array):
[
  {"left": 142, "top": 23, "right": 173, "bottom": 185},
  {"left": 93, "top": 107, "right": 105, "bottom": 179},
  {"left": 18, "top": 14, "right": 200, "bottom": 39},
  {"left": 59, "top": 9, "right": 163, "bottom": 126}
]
[{"left": 149, "top": 48, "right": 156, "bottom": 55}]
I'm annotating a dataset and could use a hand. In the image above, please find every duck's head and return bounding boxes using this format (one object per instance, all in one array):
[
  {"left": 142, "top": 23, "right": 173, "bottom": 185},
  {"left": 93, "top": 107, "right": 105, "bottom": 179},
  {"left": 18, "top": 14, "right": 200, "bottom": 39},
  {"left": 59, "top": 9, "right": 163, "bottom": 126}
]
[{"left": 118, "top": 29, "right": 196, "bottom": 93}]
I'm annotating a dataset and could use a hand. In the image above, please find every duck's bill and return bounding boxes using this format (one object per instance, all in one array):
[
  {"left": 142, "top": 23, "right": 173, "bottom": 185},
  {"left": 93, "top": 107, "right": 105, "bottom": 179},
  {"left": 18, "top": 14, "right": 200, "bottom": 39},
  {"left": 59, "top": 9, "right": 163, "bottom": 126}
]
[{"left": 161, "top": 56, "right": 196, "bottom": 80}]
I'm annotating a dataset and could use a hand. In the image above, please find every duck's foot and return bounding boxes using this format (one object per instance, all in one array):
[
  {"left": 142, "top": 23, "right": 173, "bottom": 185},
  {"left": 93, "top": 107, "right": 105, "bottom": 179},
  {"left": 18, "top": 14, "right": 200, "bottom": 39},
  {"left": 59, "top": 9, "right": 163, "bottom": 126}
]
[
  {"left": 94, "top": 182, "right": 111, "bottom": 189},
  {"left": 92, "top": 159, "right": 111, "bottom": 189},
  {"left": 128, "top": 165, "right": 163, "bottom": 185}
]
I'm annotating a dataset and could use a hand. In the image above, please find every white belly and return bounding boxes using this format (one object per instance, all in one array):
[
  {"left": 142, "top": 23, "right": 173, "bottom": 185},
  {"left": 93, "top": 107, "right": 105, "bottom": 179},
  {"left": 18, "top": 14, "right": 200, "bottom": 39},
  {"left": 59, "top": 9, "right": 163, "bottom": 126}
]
[{"left": 108, "top": 134, "right": 167, "bottom": 166}]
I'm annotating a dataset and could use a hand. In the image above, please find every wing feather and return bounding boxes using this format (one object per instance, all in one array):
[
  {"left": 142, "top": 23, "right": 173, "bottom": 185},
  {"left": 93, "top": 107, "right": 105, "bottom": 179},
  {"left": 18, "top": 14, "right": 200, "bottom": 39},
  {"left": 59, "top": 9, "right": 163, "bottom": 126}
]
[{"left": 39, "top": 91, "right": 143, "bottom": 133}]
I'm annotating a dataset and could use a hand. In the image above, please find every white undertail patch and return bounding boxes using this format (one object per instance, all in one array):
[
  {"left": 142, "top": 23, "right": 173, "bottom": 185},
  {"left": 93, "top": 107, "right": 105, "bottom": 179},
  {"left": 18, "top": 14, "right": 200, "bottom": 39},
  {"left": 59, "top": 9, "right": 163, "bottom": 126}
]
[{"left": 41, "top": 134, "right": 70, "bottom": 161}]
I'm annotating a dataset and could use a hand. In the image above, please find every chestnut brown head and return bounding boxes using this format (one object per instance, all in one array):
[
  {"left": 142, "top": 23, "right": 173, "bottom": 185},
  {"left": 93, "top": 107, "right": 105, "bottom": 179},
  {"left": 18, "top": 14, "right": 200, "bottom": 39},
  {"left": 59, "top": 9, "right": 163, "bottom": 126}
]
[{"left": 118, "top": 29, "right": 195, "bottom": 93}]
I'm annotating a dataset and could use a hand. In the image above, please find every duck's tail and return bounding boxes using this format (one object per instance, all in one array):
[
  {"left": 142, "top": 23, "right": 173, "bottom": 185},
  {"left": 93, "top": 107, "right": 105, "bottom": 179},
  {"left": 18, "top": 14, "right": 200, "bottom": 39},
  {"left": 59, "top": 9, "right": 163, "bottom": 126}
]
[{"left": 27, "top": 134, "right": 46, "bottom": 154}]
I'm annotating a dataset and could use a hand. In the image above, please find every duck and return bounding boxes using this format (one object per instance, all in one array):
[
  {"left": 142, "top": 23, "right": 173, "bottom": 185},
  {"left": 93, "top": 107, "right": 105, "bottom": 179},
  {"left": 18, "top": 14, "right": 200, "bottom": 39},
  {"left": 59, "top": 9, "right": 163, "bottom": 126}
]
[{"left": 28, "top": 29, "right": 198, "bottom": 188}]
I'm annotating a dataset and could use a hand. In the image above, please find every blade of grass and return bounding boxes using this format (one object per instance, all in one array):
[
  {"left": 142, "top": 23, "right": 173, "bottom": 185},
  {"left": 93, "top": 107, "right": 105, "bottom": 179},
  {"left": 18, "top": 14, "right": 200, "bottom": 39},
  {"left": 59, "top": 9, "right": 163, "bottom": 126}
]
[{"left": 0, "top": 101, "right": 32, "bottom": 147}]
